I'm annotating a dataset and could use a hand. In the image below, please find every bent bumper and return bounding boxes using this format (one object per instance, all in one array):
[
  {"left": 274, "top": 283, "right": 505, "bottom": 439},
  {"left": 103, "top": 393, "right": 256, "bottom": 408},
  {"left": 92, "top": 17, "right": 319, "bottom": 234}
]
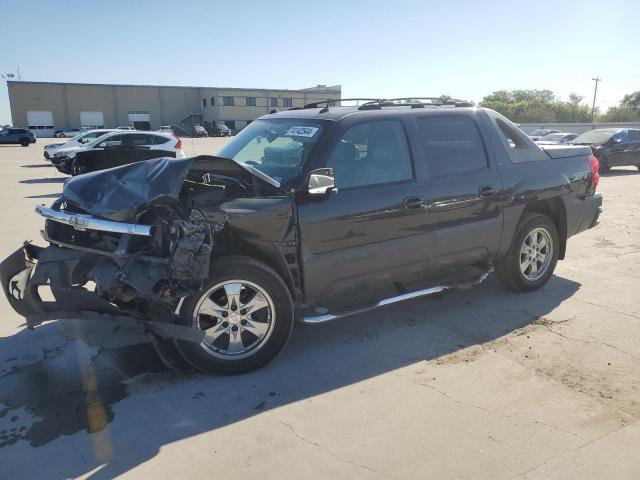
[
  {"left": 0, "top": 243, "right": 122, "bottom": 324},
  {"left": 0, "top": 243, "right": 204, "bottom": 342}
]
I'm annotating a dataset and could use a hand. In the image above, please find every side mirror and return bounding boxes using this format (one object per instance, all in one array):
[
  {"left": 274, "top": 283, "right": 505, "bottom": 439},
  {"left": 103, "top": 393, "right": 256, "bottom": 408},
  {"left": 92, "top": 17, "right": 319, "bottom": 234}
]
[
  {"left": 307, "top": 168, "right": 336, "bottom": 196},
  {"left": 612, "top": 137, "right": 622, "bottom": 144}
]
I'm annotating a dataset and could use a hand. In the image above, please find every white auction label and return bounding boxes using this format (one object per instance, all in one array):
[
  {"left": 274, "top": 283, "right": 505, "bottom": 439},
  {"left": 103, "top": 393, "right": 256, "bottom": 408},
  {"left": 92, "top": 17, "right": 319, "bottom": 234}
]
[{"left": 285, "top": 126, "right": 319, "bottom": 137}]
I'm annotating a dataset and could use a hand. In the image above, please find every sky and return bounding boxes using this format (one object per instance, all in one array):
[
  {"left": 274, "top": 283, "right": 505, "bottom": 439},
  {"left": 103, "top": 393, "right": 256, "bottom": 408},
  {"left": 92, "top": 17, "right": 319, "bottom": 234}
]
[{"left": 1, "top": 0, "right": 639, "bottom": 125}]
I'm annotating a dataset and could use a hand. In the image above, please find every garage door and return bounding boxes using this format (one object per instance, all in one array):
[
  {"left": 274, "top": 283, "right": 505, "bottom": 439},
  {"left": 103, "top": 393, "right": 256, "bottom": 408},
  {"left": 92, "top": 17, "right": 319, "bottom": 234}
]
[
  {"left": 80, "top": 111, "right": 104, "bottom": 129},
  {"left": 26, "top": 111, "right": 54, "bottom": 138},
  {"left": 128, "top": 112, "right": 151, "bottom": 130}
]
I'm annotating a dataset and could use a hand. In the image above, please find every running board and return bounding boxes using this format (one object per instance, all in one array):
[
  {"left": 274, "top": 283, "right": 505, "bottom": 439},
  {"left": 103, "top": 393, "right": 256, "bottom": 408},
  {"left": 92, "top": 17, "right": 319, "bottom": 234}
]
[{"left": 301, "top": 268, "right": 492, "bottom": 324}]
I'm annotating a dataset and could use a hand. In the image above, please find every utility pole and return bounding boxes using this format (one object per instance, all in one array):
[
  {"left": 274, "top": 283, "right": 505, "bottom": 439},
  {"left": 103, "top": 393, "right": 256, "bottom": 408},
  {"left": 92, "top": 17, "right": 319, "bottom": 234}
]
[{"left": 591, "top": 77, "right": 601, "bottom": 123}]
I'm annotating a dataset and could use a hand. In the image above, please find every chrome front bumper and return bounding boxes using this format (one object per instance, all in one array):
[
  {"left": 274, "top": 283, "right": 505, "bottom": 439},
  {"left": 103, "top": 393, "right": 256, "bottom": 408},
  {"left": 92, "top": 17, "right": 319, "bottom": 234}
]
[{"left": 35, "top": 204, "right": 153, "bottom": 236}]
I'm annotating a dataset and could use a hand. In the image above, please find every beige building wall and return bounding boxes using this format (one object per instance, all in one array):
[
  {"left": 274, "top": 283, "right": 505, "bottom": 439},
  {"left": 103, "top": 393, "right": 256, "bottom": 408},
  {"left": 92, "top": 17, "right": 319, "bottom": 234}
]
[
  {"left": 201, "top": 86, "right": 341, "bottom": 128},
  {"left": 7, "top": 81, "right": 341, "bottom": 134},
  {"left": 8, "top": 82, "right": 67, "bottom": 130},
  {"left": 64, "top": 84, "right": 116, "bottom": 128}
]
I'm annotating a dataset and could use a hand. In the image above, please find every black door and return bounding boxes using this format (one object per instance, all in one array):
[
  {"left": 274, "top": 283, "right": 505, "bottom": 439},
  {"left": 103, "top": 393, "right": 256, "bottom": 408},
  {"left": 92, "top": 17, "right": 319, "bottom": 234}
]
[
  {"left": 415, "top": 115, "right": 503, "bottom": 275},
  {"left": 297, "top": 119, "right": 431, "bottom": 311},
  {"left": 606, "top": 131, "right": 629, "bottom": 166},
  {"left": 622, "top": 130, "right": 640, "bottom": 165}
]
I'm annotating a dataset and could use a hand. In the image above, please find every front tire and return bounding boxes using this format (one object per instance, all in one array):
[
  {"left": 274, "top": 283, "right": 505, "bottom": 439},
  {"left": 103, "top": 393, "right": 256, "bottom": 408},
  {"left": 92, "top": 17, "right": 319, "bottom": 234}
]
[
  {"left": 70, "top": 158, "right": 84, "bottom": 176},
  {"left": 495, "top": 213, "right": 559, "bottom": 292},
  {"left": 174, "top": 256, "right": 294, "bottom": 374},
  {"left": 20, "top": 138, "right": 29, "bottom": 147}
]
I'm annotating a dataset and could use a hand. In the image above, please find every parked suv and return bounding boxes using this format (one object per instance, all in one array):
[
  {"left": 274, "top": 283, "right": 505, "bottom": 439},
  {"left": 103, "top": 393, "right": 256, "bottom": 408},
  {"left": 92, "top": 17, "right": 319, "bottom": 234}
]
[
  {"left": 570, "top": 128, "right": 640, "bottom": 171},
  {"left": 44, "top": 129, "right": 115, "bottom": 159},
  {"left": 214, "top": 123, "right": 232, "bottom": 137},
  {"left": 1, "top": 99, "right": 602, "bottom": 374},
  {"left": 0, "top": 128, "right": 36, "bottom": 147},
  {"left": 51, "top": 131, "right": 185, "bottom": 174}
]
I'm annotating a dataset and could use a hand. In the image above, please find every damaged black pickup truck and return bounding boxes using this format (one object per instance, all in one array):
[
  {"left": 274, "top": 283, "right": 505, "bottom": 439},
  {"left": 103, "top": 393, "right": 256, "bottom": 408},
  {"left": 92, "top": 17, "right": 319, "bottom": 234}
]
[{"left": 1, "top": 99, "right": 603, "bottom": 374}]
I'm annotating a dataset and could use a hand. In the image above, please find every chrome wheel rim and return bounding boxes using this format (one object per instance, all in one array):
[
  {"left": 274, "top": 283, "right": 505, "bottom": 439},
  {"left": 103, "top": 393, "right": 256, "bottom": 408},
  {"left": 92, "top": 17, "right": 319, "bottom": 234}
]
[
  {"left": 193, "top": 280, "right": 275, "bottom": 360},
  {"left": 520, "top": 227, "right": 553, "bottom": 281}
]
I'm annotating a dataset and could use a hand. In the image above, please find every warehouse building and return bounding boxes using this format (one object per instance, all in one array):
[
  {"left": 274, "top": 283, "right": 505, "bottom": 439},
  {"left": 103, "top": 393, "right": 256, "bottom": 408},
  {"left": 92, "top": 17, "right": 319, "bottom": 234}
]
[{"left": 7, "top": 81, "right": 341, "bottom": 137}]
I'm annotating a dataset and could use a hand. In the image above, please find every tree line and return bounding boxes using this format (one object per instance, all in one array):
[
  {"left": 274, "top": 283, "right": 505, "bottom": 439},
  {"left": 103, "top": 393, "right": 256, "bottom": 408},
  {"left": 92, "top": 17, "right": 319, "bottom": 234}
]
[{"left": 476, "top": 89, "right": 640, "bottom": 123}]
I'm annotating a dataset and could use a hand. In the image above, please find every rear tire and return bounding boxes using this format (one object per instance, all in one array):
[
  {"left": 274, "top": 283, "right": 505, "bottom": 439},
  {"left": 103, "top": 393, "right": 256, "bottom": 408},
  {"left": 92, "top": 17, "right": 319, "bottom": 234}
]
[
  {"left": 20, "top": 138, "right": 29, "bottom": 147},
  {"left": 174, "top": 256, "right": 294, "bottom": 375},
  {"left": 495, "top": 213, "right": 559, "bottom": 292},
  {"left": 599, "top": 156, "right": 611, "bottom": 171}
]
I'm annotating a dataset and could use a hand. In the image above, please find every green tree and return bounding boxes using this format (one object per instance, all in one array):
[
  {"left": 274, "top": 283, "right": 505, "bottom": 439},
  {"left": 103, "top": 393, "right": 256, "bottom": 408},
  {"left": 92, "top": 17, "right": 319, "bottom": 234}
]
[
  {"left": 568, "top": 92, "right": 584, "bottom": 106},
  {"left": 621, "top": 91, "right": 640, "bottom": 110},
  {"left": 602, "top": 106, "right": 640, "bottom": 122},
  {"left": 480, "top": 89, "right": 594, "bottom": 123}
]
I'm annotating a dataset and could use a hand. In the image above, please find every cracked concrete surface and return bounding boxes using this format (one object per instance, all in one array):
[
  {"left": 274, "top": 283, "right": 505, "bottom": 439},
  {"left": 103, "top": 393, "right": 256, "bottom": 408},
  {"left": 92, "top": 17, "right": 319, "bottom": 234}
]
[{"left": 1, "top": 139, "right": 640, "bottom": 479}]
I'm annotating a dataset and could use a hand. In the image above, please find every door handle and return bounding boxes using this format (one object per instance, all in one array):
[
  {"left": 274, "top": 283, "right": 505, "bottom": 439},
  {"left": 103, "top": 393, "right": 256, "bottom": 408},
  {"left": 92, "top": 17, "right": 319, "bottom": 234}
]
[
  {"left": 403, "top": 196, "right": 426, "bottom": 210},
  {"left": 478, "top": 185, "right": 497, "bottom": 198}
]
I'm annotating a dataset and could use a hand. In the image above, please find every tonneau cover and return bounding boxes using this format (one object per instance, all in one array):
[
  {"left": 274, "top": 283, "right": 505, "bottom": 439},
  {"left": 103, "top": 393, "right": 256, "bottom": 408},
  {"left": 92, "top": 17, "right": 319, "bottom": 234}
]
[{"left": 540, "top": 144, "right": 591, "bottom": 159}]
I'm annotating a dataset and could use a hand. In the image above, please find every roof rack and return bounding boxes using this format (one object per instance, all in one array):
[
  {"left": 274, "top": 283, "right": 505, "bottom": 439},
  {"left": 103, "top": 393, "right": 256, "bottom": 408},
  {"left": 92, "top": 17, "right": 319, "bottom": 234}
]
[
  {"left": 359, "top": 97, "right": 473, "bottom": 110},
  {"left": 292, "top": 97, "right": 473, "bottom": 112},
  {"left": 301, "top": 98, "right": 381, "bottom": 110}
]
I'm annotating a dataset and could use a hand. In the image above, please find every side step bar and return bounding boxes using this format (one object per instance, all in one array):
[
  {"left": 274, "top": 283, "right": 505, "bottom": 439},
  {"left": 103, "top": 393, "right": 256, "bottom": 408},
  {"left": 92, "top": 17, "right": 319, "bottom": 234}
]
[{"left": 302, "top": 269, "right": 492, "bottom": 324}]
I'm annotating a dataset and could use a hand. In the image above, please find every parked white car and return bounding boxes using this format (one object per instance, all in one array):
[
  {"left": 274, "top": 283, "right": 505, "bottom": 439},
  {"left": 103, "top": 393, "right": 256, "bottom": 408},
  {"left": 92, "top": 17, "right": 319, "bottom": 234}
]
[
  {"left": 44, "top": 129, "right": 116, "bottom": 159},
  {"left": 54, "top": 128, "right": 86, "bottom": 138},
  {"left": 51, "top": 131, "right": 185, "bottom": 173}
]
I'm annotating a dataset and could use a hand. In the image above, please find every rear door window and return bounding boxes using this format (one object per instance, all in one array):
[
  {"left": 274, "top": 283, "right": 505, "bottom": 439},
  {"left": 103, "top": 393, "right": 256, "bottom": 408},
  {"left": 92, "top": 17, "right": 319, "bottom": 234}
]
[{"left": 417, "top": 116, "right": 488, "bottom": 177}]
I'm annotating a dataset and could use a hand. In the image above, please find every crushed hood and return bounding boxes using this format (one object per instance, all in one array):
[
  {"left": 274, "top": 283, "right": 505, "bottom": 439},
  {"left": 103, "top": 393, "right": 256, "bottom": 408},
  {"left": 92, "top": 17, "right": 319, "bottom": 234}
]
[{"left": 62, "top": 155, "right": 281, "bottom": 222}]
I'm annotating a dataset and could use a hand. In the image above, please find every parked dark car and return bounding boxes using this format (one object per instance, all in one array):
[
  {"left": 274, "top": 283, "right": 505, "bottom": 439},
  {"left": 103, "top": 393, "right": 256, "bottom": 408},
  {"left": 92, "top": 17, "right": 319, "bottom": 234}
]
[
  {"left": 0, "top": 100, "right": 602, "bottom": 374},
  {"left": 213, "top": 123, "right": 232, "bottom": 137},
  {"left": 528, "top": 128, "right": 561, "bottom": 141},
  {"left": 535, "top": 132, "right": 578, "bottom": 144},
  {"left": 193, "top": 125, "right": 208, "bottom": 137},
  {"left": 0, "top": 128, "right": 36, "bottom": 146},
  {"left": 570, "top": 128, "right": 640, "bottom": 171},
  {"left": 71, "top": 145, "right": 177, "bottom": 175}
]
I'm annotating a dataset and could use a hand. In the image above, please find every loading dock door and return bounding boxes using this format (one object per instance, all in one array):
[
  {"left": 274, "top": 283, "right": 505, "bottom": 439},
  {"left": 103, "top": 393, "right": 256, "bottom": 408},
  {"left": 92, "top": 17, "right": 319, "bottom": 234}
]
[
  {"left": 26, "top": 111, "right": 54, "bottom": 137},
  {"left": 128, "top": 112, "right": 151, "bottom": 131},
  {"left": 80, "top": 111, "right": 105, "bottom": 129}
]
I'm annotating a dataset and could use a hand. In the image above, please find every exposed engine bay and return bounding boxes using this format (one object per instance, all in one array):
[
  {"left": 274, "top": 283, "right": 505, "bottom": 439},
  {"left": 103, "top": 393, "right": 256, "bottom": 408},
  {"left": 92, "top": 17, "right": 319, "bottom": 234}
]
[{"left": 0, "top": 156, "right": 290, "bottom": 331}]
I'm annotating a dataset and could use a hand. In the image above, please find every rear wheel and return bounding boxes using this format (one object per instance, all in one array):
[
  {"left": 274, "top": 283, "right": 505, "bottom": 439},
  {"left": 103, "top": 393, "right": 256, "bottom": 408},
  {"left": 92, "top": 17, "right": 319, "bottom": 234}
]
[
  {"left": 174, "top": 256, "right": 294, "bottom": 374},
  {"left": 20, "top": 138, "right": 29, "bottom": 147},
  {"left": 599, "top": 156, "right": 611, "bottom": 171},
  {"left": 496, "top": 213, "right": 559, "bottom": 292}
]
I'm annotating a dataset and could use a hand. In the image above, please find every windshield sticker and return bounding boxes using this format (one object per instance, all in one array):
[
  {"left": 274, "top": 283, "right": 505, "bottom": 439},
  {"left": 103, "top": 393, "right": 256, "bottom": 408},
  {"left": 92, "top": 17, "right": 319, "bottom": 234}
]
[{"left": 285, "top": 126, "right": 319, "bottom": 138}]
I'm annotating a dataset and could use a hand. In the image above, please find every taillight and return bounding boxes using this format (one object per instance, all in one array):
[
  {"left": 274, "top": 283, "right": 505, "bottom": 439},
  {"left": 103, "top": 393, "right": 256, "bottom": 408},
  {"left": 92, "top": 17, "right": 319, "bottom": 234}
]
[
  {"left": 588, "top": 154, "right": 599, "bottom": 189},
  {"left": 174, "top": 136, "right": 182, "bottom": 149}
]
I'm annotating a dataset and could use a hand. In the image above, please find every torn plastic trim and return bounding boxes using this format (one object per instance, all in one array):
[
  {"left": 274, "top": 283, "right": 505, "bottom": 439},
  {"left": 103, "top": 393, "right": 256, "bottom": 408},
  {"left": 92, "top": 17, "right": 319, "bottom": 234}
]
[{"left": 36, "top": 204, "right": 153, "bottom": 236}]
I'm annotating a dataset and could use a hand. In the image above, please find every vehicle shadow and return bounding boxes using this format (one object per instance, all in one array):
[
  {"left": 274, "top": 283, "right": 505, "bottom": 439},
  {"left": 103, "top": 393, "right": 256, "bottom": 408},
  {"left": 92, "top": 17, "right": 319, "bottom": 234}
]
[
  {"left": 19, "top": 178, "right": 66, "bottom": 184},
  {"left": 0, "top": 275, "right": 580, "bottom": 479},
  {"left": 21, "top": 164, "right": 52, "bottom": 169},
  {"left": 601, "top": 168, "right": 639, "bottom": 177}
]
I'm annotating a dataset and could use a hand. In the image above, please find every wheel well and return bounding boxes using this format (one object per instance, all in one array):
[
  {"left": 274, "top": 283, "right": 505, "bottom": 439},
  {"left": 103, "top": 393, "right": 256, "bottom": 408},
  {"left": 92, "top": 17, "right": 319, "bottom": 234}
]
[
  {"left": 213, "top": 234, "right": 299, "bottom": 300},
  {"left": 522, "top": 198, "right": 567, "bottom": 259}
]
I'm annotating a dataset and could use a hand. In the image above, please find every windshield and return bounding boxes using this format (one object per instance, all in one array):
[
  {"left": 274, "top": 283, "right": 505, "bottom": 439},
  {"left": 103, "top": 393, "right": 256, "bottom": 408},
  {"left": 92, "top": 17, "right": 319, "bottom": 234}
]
[
  {"left": 571, "top": 129, "right": 619, "bottom": 145},
  {"left": 218, "top": 119, "right": 325, "bottom": 185},
  {"left": 86, "top": 132, "right": 116, "bottom": 148}
]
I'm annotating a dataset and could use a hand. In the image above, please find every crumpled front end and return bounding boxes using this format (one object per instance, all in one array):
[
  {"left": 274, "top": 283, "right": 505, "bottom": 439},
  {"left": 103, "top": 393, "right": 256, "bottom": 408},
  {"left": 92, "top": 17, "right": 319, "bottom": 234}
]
[{"left": 1, "top": 155, "right": 286, "bottom": 338}]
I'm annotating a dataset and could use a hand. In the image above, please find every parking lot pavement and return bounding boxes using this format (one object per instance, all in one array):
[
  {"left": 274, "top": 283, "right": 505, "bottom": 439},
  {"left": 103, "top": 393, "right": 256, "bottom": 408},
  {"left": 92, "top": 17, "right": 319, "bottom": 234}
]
[{"left": 0, "top": 139, "right": 639, "bottom": 479}]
